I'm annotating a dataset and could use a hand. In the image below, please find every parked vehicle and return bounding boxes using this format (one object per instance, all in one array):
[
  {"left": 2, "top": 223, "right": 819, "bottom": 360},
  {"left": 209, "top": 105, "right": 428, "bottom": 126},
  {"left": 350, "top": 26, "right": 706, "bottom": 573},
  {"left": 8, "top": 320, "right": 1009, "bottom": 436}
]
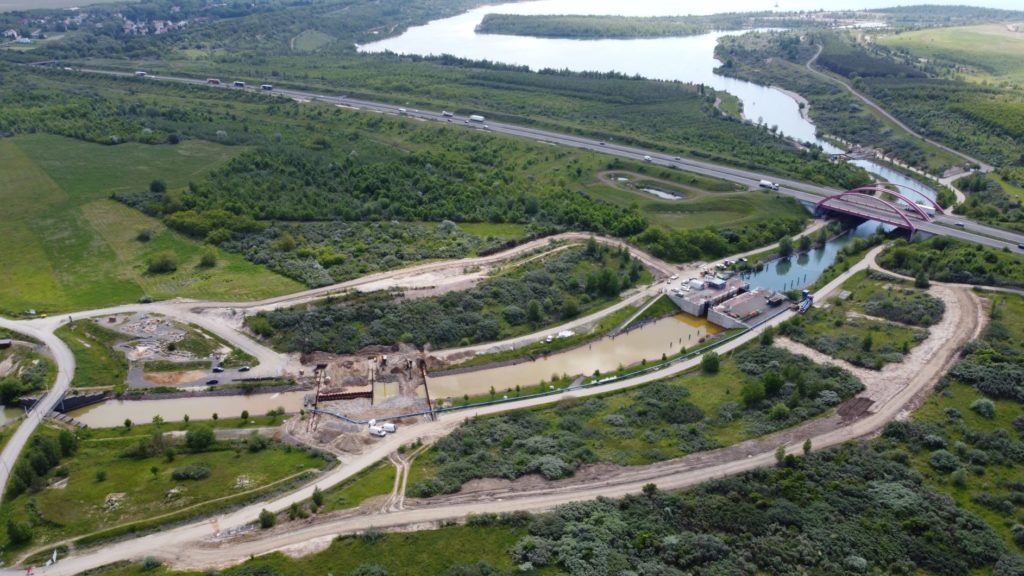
[
  {"left": 381, "top": 423, "right": 397, "bottom": 433},
  {"left": 368, "top": 425, "right": 387, "bottom": 437}
]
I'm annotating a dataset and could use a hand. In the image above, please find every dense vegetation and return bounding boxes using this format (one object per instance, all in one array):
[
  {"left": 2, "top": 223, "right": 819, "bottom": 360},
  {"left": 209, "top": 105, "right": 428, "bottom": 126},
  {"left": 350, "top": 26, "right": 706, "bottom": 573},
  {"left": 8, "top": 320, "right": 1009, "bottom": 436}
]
[
  {"left": 105, "top": 441, "right": 1021, "bottom": 576},
  {"left": 408, "top": 345, "right": 862, "bottom": 497},
  {"left": 879, "top": 236, "right": 1024, "bottom": 289},
  {"left": 886, "top": 293, "right": 1024, "bottom": 553},
  {"left": 250, "top": 242, "right": 646, "bottom": 353},
  {"left": 0, "top": 344, "right": 53, "bottom": 405},
  {"left": 475, "top": 12, "right": 819, "bottom": 39},
  {"left": 954, "top": 171, "right": 1024, "bottom": 232}
]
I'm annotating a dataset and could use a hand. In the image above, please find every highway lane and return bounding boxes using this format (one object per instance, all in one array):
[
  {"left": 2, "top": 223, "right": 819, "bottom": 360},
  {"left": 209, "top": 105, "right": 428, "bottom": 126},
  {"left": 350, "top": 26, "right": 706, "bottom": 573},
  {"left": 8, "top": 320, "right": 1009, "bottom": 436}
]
[{"left": 61, "top": 66, "right": 1024, "bottom": 251}]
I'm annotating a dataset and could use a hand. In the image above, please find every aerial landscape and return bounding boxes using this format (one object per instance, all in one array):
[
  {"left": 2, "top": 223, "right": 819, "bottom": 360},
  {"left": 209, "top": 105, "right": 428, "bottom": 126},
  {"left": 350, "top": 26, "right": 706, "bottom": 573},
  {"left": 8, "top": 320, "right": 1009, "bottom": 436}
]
[{"left": 1, "top": 0, "right": 1024, "bottom": 574}]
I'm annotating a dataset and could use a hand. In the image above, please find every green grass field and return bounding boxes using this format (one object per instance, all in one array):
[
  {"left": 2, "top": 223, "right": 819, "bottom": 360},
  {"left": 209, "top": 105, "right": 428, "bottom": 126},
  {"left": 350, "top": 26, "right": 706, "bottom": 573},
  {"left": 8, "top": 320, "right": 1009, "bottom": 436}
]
[
  {"left": 0, "top": 135, "right": 302, "bottom": 315},
  {"left": 102, "top": 524, "right": 530, "bottom": 576},
  {"left": 291, "top": 30, "right": 335, "bottom": 52},
  {"left": 55, "top": 321, "right": 129, "bottom": 390},
  {"left": 586, "top": 182, "right": 796, "bottom": 229},
  {"left": 881, "top": 25, "right": 1024, "bottom": 84},
  {"left": 0, "top": 424, "right": 328, "bottom": 558},
  {"left": 319, "top": 459, "right": 396, "bottom": 512}
]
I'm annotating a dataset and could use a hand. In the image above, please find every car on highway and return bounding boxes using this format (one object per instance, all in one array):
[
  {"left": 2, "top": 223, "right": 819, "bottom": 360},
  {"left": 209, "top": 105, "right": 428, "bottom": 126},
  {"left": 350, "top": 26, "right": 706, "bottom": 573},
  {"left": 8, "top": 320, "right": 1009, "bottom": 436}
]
[
  {"left": 673, "top": 156, "right": 681, "bottom": 160},
  {"left": 643, "top": 155, "right": 652, "bottom": 162},
  {"left": 212, "top": 366, "right": 225, "bottom": 373},
  {"left": 1018, "top": 243, "right": 1024, "bottom": 250},
  {"left": 206, "top": 379, "right": 219, "bottom": 385},
  {"left": 239, "top": 366, "right": 251, "bottom": 372},
  {"left": 955, "top": 222, "right": 966, "bottom": 228},
  {"left": 599, "top": 141, "right": 606, "bottom": 146}
]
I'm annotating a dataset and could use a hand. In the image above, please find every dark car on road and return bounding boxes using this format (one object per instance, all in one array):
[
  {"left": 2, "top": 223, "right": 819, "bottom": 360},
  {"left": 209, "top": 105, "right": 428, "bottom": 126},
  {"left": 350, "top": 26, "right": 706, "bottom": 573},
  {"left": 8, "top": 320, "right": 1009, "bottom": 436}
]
[{"left": 206, "top": 379, "right": 219, "bottom": 385}]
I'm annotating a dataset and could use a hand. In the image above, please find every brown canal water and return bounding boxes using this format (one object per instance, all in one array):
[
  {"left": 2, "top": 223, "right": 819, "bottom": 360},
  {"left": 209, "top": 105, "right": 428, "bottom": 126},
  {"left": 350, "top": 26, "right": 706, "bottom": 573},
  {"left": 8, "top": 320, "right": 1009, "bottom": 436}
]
[
  {"left": 69, "top": 391, "right": 308, "bottom": 428},
  {"left": 424, "top": 313, "right": 720, "bottom": 401}
]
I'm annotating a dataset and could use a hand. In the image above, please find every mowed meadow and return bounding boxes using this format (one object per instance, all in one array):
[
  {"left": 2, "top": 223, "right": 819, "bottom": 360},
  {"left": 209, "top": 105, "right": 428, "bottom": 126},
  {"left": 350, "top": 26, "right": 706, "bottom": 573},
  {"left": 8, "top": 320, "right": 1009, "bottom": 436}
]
[{"left": 0, "top": 134, "right": 301, "bottom": 314}]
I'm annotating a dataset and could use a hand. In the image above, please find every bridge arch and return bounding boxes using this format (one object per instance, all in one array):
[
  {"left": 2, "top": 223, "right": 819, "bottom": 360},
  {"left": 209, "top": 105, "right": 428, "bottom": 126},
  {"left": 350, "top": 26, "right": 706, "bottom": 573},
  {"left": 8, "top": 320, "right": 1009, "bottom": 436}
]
[
  {"left": 816, "top": 191, "right": 918, "bottom": 232},
  {"left": 871, "top": 182, "right": 945, "bottom": 215},
  {"left": 844, "top": 186, "right": 934, "bottom": 222}
]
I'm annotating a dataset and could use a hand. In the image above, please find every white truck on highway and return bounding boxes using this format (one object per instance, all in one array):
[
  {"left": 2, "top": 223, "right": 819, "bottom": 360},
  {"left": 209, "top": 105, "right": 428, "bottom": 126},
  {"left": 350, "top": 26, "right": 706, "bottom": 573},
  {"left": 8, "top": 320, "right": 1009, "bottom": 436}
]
[
  {"left": 469, "top": 114, "right": 486, "bottom": 123},
  {"left": 759, "top": 179, "right": 780, "bottom": 191}
]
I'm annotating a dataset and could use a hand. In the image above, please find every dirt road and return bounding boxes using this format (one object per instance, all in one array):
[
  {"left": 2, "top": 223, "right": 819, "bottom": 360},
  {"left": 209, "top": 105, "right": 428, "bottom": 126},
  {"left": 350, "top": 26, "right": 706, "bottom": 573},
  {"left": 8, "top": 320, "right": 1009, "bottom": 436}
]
[{"left": 18, "top": 242, "right": 966, "bottom": 576}]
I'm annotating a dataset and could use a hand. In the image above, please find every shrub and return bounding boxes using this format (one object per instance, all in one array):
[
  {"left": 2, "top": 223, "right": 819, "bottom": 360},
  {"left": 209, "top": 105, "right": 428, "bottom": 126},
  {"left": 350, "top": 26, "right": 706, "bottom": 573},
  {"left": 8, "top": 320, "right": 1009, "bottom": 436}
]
[
  {"left": 350, "top": 565, "right": 388, "bottom": 576},
  {"left": 700, "top": 351, "right": 720, "bottom": 374},
  {"left": 928, "top": 450, "right": 960, "bottom": 473},
  {"left": 147, "top": 251, "right": 178, "bottom": 274},
  {"left": 171, "top": 463, "right": 212, "bottom": 481},
  {"left": 142, "top": 556, "right": 162, "bottom": 571},
  {"left": 95, "top": 470, "right": 107, "bottom": 482},
  {"left": 199, "top": 246, "right": 218, "bottom": 268},
  {"left": 970, "top": 398, "right": 996, "bottom": 419},
  {"left": 6, "top": 519, "right": 32, "bottom": 545},
  {"left": 259, "top": 508, "right": 277, "bottom": 529},
  {"left": 149, "top": 180, "right": 167, "bottom": 194},
  {"left": 186, "top": 425, "right": 215, "bottom": 452},
  {"left": 136, "top": 228, "right": 153, "bottom": 242},
  {"left": 247, "top": 433, "right": 271, "bottom": 453}
]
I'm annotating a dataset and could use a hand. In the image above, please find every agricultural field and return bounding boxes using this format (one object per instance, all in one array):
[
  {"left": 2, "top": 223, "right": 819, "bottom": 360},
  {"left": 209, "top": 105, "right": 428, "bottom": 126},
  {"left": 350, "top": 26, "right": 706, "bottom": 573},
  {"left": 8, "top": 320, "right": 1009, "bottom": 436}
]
[
  {"left": 880, "top": 25, "right": 1024, "bottom": 85},
  {"left": 0, "top": 422, "right": 331, "bottom": 559},
  {"left": 0, "top": 134, "right": 302, "bottom": 315},
  {"left": 406, "top": 344, "right": 863, "bottom": 497}
]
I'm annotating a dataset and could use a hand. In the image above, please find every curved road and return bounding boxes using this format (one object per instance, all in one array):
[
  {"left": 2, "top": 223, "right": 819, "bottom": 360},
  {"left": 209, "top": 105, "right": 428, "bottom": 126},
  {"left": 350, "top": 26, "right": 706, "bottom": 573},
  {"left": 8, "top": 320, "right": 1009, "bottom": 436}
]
[{"left": 9, "top": 244, "right": 981, "bottom": 576}]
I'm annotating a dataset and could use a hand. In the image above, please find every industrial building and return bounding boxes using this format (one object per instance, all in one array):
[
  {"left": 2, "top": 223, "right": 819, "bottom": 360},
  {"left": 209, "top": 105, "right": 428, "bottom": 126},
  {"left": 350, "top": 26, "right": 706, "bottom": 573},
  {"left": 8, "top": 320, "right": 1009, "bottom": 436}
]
[{"left": 665, "top": 276, "right": 749, "bottom": 317}]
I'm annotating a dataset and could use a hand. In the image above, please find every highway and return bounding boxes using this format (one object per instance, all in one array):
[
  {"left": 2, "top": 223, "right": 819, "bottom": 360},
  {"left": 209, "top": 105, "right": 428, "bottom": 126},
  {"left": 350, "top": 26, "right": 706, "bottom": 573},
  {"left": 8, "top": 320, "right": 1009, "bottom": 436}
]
[{"left": 60, "top": 65, "right": 1024, "bottom": 252}]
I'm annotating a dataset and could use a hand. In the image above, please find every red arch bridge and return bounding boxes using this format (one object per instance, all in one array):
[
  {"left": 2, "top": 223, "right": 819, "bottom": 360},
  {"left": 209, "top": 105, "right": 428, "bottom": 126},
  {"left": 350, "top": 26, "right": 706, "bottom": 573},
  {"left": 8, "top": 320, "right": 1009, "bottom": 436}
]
[{"left": 815, "top": 183, "right": 945, "bottom": 233}]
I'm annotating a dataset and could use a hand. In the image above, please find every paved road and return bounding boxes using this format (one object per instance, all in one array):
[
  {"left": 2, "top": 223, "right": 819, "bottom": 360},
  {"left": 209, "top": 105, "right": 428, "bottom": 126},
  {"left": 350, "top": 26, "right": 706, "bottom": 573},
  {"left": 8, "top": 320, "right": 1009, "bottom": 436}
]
[
  {"left": 0, "top": 321, "right": 74, "bottom": 501},
  {"left": 54, "top": 66, "right": 1024, "bottom": 252}
]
